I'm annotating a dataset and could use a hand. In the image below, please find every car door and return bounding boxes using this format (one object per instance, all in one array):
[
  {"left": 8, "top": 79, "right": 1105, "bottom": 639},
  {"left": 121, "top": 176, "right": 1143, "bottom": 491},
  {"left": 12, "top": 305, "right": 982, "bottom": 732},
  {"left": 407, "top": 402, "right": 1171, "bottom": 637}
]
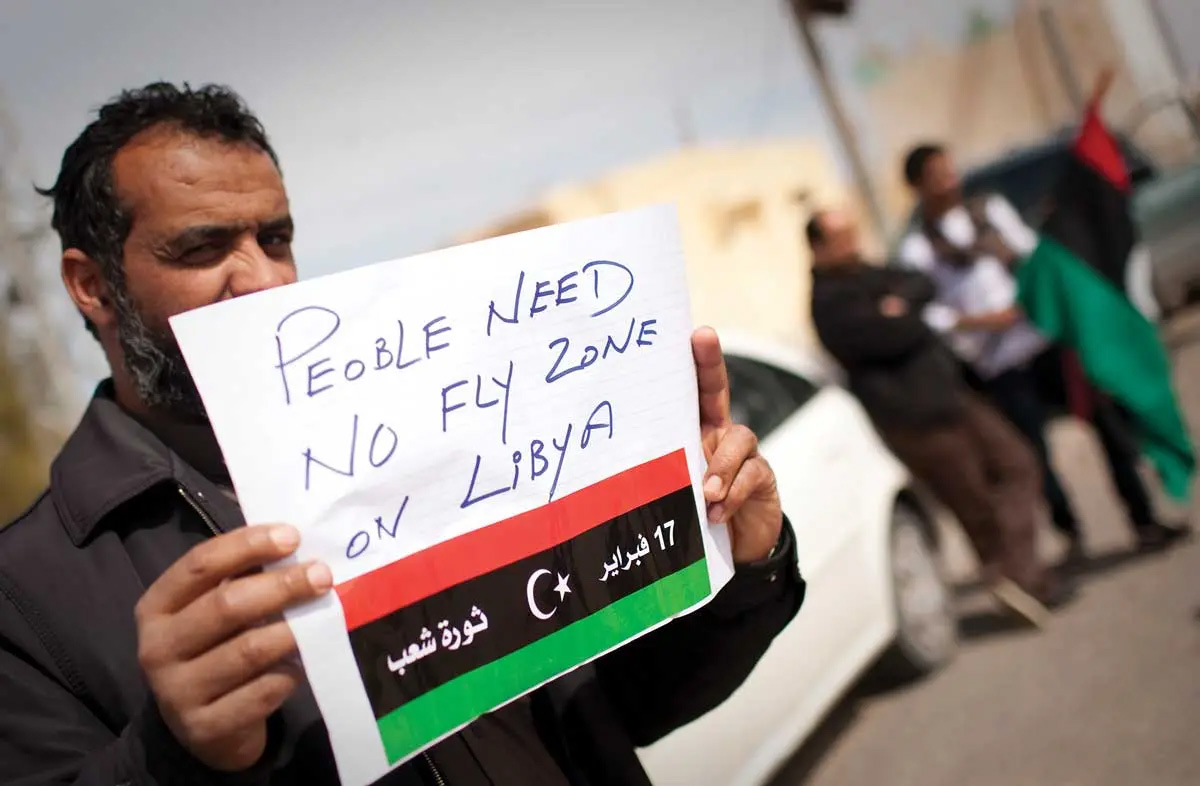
[
  {"left": 636, "top": 354, "right": 898, "bottom": 786},
  {"left": 725, "top": 354, "right": 858, "bottom": 577},
  {"left": 725, "top": 353, "right": 888, "bottom": 701}
]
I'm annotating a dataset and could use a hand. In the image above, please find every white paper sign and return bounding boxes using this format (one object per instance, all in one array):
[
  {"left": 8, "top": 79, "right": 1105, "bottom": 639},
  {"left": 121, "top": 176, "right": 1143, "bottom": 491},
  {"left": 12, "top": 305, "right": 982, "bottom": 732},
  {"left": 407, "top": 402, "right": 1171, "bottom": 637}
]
[{"left": 171, "top": 205, "right": 734, "bottom": 786}]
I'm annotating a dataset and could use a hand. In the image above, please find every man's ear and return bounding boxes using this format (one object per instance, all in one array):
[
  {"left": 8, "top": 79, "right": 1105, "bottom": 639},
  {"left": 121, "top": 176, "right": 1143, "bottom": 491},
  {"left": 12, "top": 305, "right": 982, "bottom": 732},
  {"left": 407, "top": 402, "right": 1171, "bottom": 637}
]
[{"left": 61, "top": 249, "right": 117, "bottom": 332}]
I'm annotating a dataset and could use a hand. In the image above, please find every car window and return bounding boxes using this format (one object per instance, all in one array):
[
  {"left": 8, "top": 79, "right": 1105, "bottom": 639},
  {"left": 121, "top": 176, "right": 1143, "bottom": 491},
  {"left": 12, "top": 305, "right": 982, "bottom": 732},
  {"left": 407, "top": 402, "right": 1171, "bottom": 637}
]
[{"left": 724, "top": 355, "right": 819, "bottom": 439}]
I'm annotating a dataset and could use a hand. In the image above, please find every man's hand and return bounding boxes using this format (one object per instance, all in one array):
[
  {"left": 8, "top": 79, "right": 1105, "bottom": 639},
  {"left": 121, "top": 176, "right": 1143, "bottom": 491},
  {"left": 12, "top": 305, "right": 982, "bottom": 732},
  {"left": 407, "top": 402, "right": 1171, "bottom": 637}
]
[
  {"left": 135, "top": 525, "right": 332, "bottom": 772},
  {"left": 955, "top": 307, "right": 1021, "bottom": 332},
  {"left": 975, "top": 229, "right": 1019, "bottom": 267},
  {"left": 693, "top": 327, "right": 783, "bottom": 564},
  {"left": 879, "top": 295, "right": 908, "bottom": 317}
]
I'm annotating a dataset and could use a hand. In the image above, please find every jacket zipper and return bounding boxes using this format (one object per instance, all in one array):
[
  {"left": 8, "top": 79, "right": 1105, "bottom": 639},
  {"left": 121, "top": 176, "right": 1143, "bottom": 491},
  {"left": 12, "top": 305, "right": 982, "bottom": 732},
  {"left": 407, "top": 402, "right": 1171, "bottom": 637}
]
[
  {"left": 422, "top": 752, "right": 447, "bottom": 786},
  {"left": 177, "top": 485, "right": 220, "bottom": 537}
]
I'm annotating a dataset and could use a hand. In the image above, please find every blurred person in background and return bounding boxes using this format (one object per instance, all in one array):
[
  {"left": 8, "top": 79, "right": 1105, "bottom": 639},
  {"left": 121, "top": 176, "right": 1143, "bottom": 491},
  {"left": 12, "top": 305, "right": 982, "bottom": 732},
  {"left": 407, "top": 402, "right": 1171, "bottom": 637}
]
[
  {"left": 896, "top": 67, "right": 1191, "bottom": 562},
  {"left": 0, "top": 82, "right": 804, "bottom": 786},
  {"left": 807, "top": 206, "right": 1073, "bottom": 623}
]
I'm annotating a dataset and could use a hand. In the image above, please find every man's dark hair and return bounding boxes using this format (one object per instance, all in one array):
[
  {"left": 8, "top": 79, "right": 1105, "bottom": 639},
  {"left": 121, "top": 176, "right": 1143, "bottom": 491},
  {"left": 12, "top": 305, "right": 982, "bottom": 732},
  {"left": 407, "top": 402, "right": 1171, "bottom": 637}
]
[
  {"left": 804, "top": 211, "right": 826, "bottom": 252},
  {"left": 902, "top": 143, "right": 944, "bottom": 188},
  {"left": 38, "top": 82, "right": 279, "bottom": 337}
]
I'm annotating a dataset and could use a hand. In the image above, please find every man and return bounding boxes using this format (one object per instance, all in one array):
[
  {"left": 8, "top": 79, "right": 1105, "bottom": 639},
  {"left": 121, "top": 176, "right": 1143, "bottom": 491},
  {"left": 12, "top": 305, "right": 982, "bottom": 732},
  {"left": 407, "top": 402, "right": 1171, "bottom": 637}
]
[
  {"left": 897, "top": 141, "right": 1188, "bottom": 557},
  {"left": 807, "top": 206, "right": 1070, "bottom": 622},
  {"left": 0, "top": 83, "right": 804, "bottom": 786}
]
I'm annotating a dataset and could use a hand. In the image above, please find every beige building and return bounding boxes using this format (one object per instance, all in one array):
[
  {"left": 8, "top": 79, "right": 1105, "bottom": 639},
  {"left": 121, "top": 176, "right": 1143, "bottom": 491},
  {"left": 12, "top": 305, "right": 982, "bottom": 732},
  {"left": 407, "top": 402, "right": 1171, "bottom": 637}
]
[
  {"left": 462, "top": 141, "right": 857, "bottom": 345},
  {"left": 863, "top": 0, "right": 1199, "bottom": 218},
  {"left": 462, "top": 1, "right": 1198, "bottom": 347}
]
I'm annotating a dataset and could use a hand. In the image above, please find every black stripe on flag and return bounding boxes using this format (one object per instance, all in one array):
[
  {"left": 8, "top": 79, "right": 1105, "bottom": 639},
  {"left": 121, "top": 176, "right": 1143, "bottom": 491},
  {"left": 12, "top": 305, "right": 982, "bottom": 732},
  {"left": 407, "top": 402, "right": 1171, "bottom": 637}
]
[
  {"left": 1043, "top": 100, "right": 1136, "bottom": 293},
  {"left": 348, "top": 484, "right": 702, "bottom": 719}
]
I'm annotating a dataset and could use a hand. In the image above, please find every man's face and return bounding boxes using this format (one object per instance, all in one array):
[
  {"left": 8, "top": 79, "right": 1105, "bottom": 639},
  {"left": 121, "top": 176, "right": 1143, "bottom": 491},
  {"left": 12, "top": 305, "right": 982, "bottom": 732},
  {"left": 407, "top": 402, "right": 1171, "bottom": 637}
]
[
  {"left": 106, "top": 127, "right": 297, "bottom": 418},
  {"left": 918, "top": 151, "right": 962, "bottom": 205},
  {"left": 812, "top": 209, "right": 861, "bottom": 267}
]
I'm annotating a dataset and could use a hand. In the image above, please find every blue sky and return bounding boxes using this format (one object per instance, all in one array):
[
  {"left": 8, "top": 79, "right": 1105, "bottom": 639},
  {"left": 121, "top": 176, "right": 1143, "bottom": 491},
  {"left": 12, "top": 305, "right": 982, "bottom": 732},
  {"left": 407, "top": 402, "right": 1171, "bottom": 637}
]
[{"left": 2, "top": 0, "right": 1021, "bottom": 280}]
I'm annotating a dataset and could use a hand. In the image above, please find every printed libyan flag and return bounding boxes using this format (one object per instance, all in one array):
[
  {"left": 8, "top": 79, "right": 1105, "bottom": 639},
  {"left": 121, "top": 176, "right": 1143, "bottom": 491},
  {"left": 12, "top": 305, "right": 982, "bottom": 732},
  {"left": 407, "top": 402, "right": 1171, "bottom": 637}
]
[{"left": 333, "top": 448, "right": 708, "bottom": 765}]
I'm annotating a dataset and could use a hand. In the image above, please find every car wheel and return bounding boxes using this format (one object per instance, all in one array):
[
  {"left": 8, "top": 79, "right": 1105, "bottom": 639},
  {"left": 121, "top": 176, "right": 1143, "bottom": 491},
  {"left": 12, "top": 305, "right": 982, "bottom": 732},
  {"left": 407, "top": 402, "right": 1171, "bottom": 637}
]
[{"left": 871, "top": 503, "right": 957, "bottom": 684}]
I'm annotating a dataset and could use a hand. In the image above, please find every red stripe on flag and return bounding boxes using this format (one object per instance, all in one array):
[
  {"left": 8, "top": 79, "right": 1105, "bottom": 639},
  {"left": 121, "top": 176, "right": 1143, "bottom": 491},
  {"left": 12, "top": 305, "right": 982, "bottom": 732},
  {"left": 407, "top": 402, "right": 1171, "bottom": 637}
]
[
  {"left": 1073, "top": 99, "right": 1130, "bottom": 193},
  {"left": 336, "top": 449, "right": 692, "bottom": 631}
]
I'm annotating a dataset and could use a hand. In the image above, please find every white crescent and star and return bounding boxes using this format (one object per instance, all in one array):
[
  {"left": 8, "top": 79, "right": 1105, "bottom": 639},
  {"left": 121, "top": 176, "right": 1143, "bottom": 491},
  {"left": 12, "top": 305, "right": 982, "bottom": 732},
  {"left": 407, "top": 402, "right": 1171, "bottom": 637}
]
[{"left": 526, "top": 569, "right": 572, "bottom": 620}]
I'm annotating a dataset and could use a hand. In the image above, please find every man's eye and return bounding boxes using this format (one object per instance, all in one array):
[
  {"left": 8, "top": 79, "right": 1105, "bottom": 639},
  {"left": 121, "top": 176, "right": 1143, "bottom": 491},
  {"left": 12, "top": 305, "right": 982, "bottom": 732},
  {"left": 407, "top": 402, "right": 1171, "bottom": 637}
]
[
  {"left": 261, "top": 234, "right": 292, "bottom": 248},
  {"left": 180, "top": 243, "right": 223, "bottom": 264}
]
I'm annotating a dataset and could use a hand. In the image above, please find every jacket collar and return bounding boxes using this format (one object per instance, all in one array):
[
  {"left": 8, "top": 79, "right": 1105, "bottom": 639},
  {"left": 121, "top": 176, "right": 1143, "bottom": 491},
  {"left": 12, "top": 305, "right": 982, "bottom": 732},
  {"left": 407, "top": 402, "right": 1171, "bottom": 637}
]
[{"left": 50, "top": 381, "right": 216, "bottom": 545}]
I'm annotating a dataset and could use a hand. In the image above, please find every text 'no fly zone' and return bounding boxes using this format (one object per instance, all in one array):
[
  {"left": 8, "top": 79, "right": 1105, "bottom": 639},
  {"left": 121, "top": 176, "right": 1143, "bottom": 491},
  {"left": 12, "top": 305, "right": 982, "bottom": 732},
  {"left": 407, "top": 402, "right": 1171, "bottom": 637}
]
[{"left": 266, "top": 260, "right": 662, "bottom": 561}]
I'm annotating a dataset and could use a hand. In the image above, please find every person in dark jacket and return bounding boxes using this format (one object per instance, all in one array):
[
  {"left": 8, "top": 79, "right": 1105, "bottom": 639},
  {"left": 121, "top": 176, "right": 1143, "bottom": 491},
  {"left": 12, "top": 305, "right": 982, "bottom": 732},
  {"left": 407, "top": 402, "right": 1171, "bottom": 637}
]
[
  {"left": 0, "top": 82, "right": 805, "bottom": 786},
  {"left": 807, "top": 207, "right": 1072, "bottom": 622}
]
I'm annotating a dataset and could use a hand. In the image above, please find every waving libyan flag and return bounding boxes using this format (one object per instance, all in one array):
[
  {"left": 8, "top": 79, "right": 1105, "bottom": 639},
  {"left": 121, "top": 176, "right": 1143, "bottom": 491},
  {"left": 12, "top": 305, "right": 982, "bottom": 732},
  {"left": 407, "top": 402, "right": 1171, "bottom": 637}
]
[
  {"left": 334, "top": 449, "right": 708, "bottom": 764},
  {"left": 1016, "top": 101, "right": 1195, "bottom": 500}
]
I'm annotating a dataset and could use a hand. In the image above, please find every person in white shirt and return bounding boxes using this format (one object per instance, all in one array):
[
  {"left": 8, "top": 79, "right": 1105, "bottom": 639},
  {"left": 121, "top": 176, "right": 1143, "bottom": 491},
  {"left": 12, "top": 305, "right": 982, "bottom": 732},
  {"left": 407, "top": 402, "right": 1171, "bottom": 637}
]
[{"left": 897, "top": 142, "right": 1186, "bottom": 558}]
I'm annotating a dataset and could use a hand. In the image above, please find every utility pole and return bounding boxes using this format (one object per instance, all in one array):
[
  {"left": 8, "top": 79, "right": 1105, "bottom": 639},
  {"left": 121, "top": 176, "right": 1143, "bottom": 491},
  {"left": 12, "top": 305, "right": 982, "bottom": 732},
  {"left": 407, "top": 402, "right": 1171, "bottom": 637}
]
[{"left": 785, "top": 0, "right": 888, "bottom": 239}]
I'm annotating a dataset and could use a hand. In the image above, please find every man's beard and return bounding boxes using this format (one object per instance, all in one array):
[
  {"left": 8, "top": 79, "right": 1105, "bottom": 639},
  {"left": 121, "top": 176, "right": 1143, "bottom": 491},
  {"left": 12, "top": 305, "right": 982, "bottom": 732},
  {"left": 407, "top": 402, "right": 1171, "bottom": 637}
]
[{"left": 110, "top": 284, "right": 208, "bottom": 421}]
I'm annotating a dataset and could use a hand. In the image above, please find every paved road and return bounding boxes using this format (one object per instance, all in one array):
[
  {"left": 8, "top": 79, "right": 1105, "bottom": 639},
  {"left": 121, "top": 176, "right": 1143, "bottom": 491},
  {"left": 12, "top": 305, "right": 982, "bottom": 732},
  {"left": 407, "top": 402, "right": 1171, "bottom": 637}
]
[{"left": 772, "top": 313, "right": 1200, "bottom": 786}]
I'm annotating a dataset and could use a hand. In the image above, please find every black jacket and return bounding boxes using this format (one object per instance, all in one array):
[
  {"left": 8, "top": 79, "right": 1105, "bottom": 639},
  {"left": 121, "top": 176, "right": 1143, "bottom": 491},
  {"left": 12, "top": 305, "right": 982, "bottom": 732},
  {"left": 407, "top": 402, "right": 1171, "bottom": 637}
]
[
  {"left": 811, "top": 263, "right": 965, "bottom": 428},
  {"left": 0, "top": 385, "right": 804, "bottom": 786}
]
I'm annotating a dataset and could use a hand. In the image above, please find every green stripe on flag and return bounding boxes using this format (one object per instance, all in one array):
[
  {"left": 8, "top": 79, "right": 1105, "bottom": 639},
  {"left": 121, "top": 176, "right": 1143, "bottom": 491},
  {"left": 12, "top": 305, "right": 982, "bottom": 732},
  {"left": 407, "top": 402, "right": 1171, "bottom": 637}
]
[
  {"left": 1016, "top": 236, "right": 1195, "bottom": 500},
  {"left": 376, "top": 559, "right": 711, "bottom": 763}
]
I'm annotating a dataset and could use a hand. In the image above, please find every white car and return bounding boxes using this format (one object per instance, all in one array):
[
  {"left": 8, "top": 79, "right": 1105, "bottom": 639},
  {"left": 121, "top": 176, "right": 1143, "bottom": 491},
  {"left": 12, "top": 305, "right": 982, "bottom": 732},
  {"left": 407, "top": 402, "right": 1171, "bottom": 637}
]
[{"left": 639, "top": 332, "right": 958, "bottom": 786}]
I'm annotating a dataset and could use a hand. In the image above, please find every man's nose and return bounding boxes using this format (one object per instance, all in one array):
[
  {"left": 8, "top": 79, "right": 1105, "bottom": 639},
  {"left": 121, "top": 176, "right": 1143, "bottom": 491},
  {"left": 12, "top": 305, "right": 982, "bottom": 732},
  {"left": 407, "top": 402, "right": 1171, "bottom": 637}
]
[{"left": 228, "top": 241, "right": 297, "bottom": 298}]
